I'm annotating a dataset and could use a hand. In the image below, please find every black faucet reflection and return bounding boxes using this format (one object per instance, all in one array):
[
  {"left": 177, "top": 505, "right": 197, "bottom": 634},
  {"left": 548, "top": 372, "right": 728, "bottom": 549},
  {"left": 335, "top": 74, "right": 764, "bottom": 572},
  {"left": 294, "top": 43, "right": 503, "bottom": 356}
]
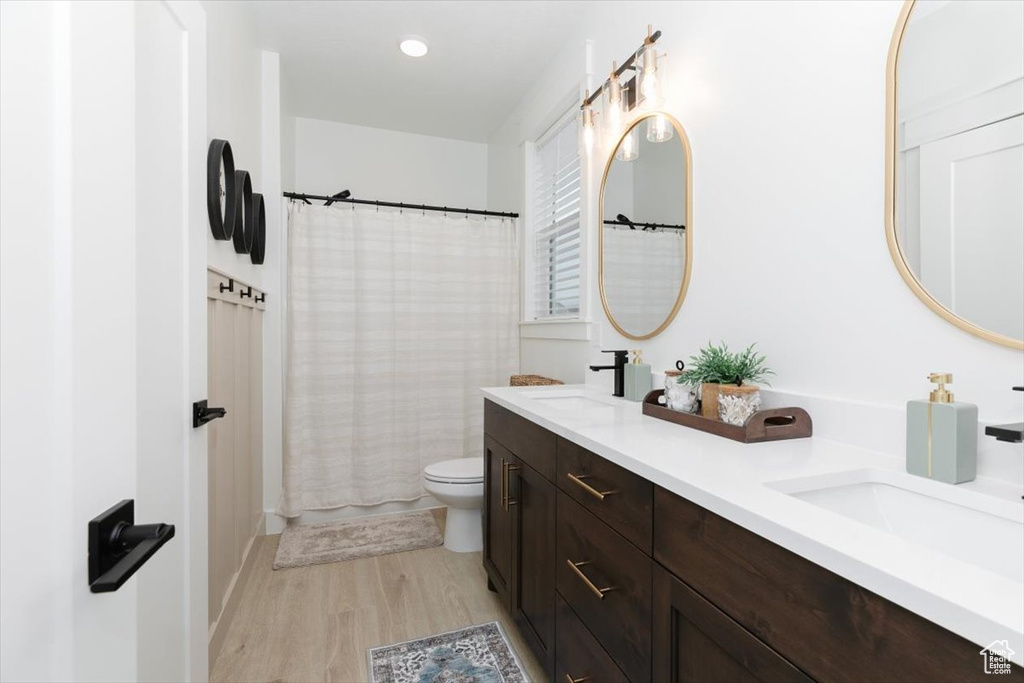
[{"left": 590, "top": 350, "right": 629, "bottom": 398}]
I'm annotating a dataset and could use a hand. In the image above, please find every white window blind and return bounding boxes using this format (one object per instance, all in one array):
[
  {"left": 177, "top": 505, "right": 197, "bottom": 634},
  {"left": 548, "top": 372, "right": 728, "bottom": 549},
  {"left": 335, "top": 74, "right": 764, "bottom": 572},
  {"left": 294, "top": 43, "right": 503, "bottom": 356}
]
[{"left": 532, "top": 111, "right": 581, "bottom": 319}]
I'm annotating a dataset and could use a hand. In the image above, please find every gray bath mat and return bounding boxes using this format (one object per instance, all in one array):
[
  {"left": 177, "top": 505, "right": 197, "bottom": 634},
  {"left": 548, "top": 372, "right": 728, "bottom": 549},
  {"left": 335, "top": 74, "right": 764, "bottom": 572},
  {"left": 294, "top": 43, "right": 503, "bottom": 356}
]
[
  {"left": 368, "top": 621, "right": 525, "bottom": 683},
  {"left": 273, "top": 510, "right": 443, "bottom": 570}
]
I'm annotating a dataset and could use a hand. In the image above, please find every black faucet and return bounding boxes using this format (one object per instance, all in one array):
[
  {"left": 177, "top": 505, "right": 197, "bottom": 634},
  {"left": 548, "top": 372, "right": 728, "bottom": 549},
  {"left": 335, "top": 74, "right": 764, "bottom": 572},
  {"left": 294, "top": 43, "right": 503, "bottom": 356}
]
[
  {"left": 984, "top": 386, "right": 1024, "bottom": 443},
  {"left": 590, "top": 350, "right": 629, "bottom": 397}
]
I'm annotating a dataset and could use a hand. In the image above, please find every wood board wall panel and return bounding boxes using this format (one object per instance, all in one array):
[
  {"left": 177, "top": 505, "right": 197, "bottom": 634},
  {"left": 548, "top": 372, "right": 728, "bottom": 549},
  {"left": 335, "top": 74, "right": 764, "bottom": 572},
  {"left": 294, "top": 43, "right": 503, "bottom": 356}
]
[
  {"left": 250, "top": 308, "right": 264, "bottom": 537},
  {"left": 233, "top": 304, "right": 251, "bottom": 571},
  {"left": 206, "top": 270, "right": 265, "bottom": 637},
  {"left": 209, "top": 297, "right": 237, "bottom": 622}
]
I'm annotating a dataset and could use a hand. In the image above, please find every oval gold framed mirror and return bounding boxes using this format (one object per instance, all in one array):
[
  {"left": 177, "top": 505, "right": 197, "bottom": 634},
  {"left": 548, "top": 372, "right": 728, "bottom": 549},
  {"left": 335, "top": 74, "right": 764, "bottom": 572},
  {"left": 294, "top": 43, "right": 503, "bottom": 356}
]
[
  {"left": 885, "top": 0, "right": 1024, "bottom": 350},
  {"left": 599, "top": 112, "right": 693, "bottom": 340}
]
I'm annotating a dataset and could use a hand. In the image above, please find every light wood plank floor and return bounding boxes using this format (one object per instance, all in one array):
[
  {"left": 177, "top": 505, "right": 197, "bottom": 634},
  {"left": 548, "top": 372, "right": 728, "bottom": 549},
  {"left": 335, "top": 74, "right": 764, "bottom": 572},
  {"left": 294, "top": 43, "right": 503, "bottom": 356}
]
[{"left": 210, "top": 510, "right": 544, "bottom": 683}]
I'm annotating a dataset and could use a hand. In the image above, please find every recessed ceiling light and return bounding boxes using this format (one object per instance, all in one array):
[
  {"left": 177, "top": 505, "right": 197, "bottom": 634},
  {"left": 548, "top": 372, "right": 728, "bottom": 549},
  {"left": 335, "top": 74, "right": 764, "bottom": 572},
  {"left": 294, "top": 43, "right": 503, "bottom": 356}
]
[{"left": 399, "top": 35, "right": 428, "bottom": 58}]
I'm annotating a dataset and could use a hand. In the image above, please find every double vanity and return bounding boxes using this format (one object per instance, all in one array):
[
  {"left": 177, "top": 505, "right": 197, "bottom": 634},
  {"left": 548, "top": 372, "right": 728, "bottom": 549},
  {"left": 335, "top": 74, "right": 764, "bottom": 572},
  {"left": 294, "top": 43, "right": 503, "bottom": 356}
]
[{"left": 481, "top": 385, "right": 1023, "bottom": 682}]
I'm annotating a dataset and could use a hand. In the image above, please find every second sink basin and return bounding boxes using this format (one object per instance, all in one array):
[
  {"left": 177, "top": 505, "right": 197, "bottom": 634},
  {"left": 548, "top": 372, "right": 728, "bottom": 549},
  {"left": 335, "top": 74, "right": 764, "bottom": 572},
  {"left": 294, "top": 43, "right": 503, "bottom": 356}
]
[{"left": 767, "top": 468, "right": 1024, "bottom": 583}]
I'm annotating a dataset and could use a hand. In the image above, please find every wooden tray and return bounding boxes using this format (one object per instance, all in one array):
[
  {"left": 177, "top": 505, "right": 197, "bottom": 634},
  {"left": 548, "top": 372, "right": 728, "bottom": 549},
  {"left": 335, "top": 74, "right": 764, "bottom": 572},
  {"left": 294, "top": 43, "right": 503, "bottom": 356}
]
[{"left": 642, "top": 390, "right": 812, "bottom": 443}]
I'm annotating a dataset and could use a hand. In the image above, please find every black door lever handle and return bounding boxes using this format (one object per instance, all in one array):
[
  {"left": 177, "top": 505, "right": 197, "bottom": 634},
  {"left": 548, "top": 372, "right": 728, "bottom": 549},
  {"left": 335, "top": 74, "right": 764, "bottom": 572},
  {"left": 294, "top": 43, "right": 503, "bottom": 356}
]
[
  {"left": 89, "top": 500, "right": 175, "bottom": 593},
  {"left": 192, "top": 399, "right": 227, "bottom": 428}
]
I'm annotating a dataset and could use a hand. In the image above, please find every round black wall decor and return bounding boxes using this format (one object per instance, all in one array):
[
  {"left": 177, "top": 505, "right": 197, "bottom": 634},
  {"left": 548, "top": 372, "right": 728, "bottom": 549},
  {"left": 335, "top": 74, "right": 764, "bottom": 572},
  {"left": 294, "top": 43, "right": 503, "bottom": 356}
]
[
  {"left": 250, "top": 193, "right": 266, "bottom": 265},
  {"left": 232, "top": 170, "right": 254, "bottom": 254},
  {"left": 206, "top": 139, "right": 235, "bottom": 240}
]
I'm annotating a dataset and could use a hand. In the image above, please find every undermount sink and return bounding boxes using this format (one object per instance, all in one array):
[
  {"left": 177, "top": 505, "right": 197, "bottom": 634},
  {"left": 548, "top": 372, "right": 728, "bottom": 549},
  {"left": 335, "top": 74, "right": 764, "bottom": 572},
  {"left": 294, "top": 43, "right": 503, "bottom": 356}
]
[
  {"left": 520, "top": 389, "right": 617, "bottom": 412},
  {"left": 767, "top": 469, "right": 1024, "bottom": 583}
]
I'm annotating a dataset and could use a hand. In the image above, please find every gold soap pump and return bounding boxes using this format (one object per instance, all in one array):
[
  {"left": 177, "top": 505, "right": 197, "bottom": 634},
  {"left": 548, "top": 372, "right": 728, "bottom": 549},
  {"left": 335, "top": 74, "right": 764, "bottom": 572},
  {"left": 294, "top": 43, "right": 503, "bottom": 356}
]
[
  {"left": 929, "top": 372, "right": 953, "bottom": 403},
  {"left": 623, "top": 349, "right": 652, "bottom": 402},
  {"left": 906, "top": 372, "right": 978, "bottom": 484}
]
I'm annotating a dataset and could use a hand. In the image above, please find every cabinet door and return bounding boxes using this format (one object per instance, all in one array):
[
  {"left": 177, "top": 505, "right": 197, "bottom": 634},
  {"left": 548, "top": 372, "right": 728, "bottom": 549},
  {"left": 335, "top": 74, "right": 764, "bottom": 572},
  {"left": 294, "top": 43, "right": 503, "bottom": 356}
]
[
  {"left": 510, "top": 459, "right": 557, "bottom": 678},
  {"left": 653, "top": 565, "right": 812, "bottom": 683},
  {"left": 483, "top": 436, "right": 513, "bottom": 609}
]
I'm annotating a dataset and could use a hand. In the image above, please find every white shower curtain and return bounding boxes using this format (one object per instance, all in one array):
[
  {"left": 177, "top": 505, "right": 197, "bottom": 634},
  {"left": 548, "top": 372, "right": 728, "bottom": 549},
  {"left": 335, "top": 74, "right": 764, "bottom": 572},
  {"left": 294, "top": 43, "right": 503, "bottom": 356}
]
[
  {"left": 279, "top": 203, "right": 519, "bottom": 516},
  {"left": 603, "top": 227, "right": 686, "bottom": 335}
]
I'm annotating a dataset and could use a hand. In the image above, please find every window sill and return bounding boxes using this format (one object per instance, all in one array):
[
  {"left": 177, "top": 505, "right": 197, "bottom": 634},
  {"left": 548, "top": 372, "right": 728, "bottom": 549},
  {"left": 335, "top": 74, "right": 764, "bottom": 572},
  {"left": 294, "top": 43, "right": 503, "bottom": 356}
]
[{"left": 519, "top": 319, "right": 592, "bottom": 341}]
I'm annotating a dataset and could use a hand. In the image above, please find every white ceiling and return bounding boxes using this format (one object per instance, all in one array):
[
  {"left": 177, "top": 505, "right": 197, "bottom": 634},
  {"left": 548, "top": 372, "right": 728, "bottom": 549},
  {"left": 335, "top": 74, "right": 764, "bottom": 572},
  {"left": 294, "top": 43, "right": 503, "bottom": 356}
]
[{"left": 253, "top": 1, "right": 590, "bottom": 143}]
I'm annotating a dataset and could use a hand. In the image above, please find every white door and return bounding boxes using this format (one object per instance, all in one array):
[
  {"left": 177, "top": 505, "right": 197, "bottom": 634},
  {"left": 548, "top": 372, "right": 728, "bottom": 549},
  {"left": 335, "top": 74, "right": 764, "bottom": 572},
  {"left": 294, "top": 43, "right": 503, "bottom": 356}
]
[
  {"left": 0, "top": 2, "right": 208, "bottom": 681},
  {"left": 918, "top": 114, "right": 1024, "bottom": 340}
]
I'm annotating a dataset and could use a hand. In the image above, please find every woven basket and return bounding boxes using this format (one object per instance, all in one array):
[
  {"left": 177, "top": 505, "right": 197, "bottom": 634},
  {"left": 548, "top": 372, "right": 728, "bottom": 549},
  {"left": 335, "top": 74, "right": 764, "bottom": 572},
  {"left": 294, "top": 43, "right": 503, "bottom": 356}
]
[{"left": 509, "top": 374, "right": 564, "bottom": 387}]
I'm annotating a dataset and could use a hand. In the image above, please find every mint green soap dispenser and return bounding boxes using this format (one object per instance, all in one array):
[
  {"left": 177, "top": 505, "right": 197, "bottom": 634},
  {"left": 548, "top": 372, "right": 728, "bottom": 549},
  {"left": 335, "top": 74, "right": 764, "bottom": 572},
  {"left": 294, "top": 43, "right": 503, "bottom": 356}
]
[
  {"left": 624, "top": 349, "right": 653, "bottom": 402},
  {"left": 906, "top": 373, "right": 977, "bottom": 484}
]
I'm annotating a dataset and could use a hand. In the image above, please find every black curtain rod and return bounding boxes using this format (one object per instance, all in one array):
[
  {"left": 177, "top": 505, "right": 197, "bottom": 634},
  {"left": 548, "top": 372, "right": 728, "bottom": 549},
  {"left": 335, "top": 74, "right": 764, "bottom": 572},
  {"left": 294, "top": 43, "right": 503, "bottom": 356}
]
[
  {"left": 604, "top": 219, "right": 684, "bottom": 231},
  {"left": 284, "top": 192, "right": 519, "bottom": 219}
]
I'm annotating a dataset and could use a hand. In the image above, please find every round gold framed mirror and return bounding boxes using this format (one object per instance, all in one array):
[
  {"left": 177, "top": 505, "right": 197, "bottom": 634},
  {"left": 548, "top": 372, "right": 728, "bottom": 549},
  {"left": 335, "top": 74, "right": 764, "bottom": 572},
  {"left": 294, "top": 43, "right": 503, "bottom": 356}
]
[
  {"left": 885, "top": 0, "right": 1024, "bottom": 350},
  {"left": 599, "top": 112, "right": 693, "bottom": 340}
]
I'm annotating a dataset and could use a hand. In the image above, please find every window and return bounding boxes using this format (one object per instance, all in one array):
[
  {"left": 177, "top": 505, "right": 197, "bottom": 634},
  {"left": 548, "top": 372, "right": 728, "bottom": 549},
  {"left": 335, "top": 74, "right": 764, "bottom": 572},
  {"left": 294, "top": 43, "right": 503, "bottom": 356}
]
[{"left": 531, "top": 110, "right": 581, "bottom": 319}]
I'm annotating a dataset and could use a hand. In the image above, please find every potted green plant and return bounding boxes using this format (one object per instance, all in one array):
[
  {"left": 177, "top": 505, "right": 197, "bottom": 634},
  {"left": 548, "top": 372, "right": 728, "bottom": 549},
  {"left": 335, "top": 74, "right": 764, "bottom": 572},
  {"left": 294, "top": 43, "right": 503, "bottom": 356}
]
[{"left": 681, "top": 342, "right": 774, "bottom": 423}]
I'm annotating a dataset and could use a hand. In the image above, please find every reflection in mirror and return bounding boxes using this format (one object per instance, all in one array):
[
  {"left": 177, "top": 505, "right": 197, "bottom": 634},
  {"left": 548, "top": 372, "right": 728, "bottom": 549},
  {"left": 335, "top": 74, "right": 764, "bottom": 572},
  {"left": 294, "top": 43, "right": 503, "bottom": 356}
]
[
  {"left": 890, "top": 0, "right": 1024, "bottom": 346},
  {"left": 600, "top": 113, "right": 691, "bottom": 339}
]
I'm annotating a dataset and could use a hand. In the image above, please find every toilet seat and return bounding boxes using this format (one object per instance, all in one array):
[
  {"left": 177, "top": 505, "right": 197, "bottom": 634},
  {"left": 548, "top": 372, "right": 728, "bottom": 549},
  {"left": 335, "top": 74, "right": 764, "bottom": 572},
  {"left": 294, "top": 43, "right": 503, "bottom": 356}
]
[{"left": 424, "top": 458, "right": 483, "bottom": 484}]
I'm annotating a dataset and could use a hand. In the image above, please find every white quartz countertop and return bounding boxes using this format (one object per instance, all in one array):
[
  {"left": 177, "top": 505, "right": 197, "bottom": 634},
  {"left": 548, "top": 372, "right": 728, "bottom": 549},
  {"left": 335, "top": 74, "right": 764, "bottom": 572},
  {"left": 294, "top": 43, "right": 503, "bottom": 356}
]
[{"left": 481, "top": 384, "right": 1024, "bottom": 664}]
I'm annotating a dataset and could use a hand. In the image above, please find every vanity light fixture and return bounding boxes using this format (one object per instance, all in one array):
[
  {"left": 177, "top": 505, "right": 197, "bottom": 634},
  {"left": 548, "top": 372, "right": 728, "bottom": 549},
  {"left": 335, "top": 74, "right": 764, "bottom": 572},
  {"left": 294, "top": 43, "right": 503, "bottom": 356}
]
[
  {"left": 579, "top": 90, "right": 597, "bottom": 156},
  {"left": 647, "top": 113, "right": 674, "bottom": 143},
  {"left": 604, "top": 62, "right": 626, "bottom": 147},
  {"left": 579, "top": 26, "right": 663, "bottom": 158},
  {"left": 399, "top": 35, "right": 429, "bottom": 58},
  {"left": 638, "top": 26, "right": 664, "bottom": 111},
  {"left": 615, "top": 125, "right": 640, "bottom": 162}
]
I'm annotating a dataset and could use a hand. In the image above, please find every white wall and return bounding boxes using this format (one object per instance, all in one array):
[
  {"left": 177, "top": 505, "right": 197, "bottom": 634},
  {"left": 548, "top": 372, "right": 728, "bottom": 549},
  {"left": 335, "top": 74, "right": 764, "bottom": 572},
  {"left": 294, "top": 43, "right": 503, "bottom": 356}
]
[
  {"left": 293, "top": 117, "right": 488, "bottom": 206},
  {"left": 202, "top": 0, "right": 265, "bottom": 288},
  {"left": 490, "top": 1, "right": 1023, "bottom": 449}
]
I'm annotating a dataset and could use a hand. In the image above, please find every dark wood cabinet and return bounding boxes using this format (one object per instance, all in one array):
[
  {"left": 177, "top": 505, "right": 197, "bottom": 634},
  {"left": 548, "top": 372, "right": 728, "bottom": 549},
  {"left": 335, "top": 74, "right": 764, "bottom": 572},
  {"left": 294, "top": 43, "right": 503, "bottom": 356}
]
[
  {"left": 510, "top": 459, "right": 557, "bottom": 677},
  {"left": 555, "top": 595, "right": 630, "bottom": 683},
  {"left": 483, "top": 412, "right": 556, "bottom": 679},
  {"left": 482, "top": 435, "right": 512, "bottom": 608},
  {"left": 556, "top": 493, "right": 652, "bottom": 683},
  {"left": 653, "top": 564, "right": 812, "bottom": 683},
  {"left": 483, "top": 400, "right": 1012, "bottom": 683}
]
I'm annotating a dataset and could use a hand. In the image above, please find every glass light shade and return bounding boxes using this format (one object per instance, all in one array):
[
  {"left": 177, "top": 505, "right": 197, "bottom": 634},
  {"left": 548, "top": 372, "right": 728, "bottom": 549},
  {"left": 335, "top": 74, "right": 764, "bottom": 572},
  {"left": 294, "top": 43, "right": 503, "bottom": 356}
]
[
  {"left": 614, "top": 126, "right": 639, "bottom": 162},
  {"left": 604, "top": 70, "right": 625, "bottom": 145},
  {"left": 578, "top": 104, "right": 596, "bottom": 156},
  {"left": 646, "top": 113, "right": 674, "bottom": 143},
  {"left": 638, "top": 45, "right": 663, "bottom": 110}
]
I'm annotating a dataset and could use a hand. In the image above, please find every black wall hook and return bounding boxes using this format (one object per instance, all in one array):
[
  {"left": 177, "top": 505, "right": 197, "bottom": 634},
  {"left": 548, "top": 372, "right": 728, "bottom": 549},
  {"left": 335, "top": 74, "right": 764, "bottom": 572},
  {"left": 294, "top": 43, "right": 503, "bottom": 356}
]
[
  {"left": 240, "top": 286, "right": 253, "bottom": 299},
  {"left": 193, "top": 399, "right": 227, "bottom": 428},
  {"left": 219, "top": 278, "right": 234, "bottom": 293},
  {"left": 255, "top": 293, "right": 266, "bottom": 303}
]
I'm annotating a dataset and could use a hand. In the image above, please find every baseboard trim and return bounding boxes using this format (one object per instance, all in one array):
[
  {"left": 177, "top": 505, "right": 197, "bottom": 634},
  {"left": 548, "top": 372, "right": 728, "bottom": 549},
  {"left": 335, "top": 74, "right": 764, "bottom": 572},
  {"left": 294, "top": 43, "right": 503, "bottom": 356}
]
[
  {"left": 264, "top": 495, "right": 444, "bottom": 534},
  {"left": 208, "top": 513, "right": 266, "bottom": 670}
]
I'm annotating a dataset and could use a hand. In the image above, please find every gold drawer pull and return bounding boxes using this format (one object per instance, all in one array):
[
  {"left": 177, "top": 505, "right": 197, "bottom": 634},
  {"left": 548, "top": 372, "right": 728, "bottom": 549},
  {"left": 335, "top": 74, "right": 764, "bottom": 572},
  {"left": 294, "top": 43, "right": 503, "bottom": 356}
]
[
  {"left": 500, "top": 458, "right": 507, "bottom": 510},
  {"left": 566, "top": 472, "right": 615, "bottom": 501},
  {"left": 506, "top": 463, "right": 519, "bottom": 506},
  {"left": 566, "top": 560, "right": 614, "bottom": 600},
  {"left": 565, "top": 675, "right": 589, "bottom": 683}
]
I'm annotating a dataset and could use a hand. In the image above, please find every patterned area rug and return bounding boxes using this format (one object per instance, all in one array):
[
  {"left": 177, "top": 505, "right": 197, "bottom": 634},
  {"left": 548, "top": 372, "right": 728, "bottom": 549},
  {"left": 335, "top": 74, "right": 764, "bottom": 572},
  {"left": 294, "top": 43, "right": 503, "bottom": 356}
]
[
  {"left": 368, "top": 622, "right": 526, "bottom": 683},
  {"left": 273, "top": 510, "right": 443, "bottom": 570}
]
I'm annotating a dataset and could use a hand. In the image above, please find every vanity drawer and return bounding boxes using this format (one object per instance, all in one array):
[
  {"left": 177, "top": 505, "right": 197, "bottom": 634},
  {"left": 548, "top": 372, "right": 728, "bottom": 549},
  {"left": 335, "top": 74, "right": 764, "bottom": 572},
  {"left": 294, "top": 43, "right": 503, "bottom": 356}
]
[
  {"left": 653, "top": 486, "right": 997, "bottom": 683},
  {"left": 484, "top": 400, "right": 556, "bottom": 481},
  {"left": 557, "top": 437, "right": 652, "bottom": 552},
  {"left": 557, "top": 492, "right": 652, "bottom": 683},
  {"left": 555, "top": 595, "right": 629, "bottom": 683}
]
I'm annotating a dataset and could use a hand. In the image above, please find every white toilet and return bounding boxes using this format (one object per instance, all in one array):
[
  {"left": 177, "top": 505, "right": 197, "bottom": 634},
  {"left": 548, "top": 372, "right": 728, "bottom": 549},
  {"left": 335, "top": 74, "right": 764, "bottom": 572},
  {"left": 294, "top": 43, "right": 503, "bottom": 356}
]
[{"left": 423, "top": 457, "right": 484, "bottom": 553}]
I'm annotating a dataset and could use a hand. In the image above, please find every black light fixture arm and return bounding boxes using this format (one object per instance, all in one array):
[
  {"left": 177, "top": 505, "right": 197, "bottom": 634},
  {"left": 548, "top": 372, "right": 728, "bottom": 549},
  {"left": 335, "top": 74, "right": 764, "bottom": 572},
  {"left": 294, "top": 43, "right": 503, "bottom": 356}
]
[{"left": 581, "top": 28, "right": 662, "bottom": 110}]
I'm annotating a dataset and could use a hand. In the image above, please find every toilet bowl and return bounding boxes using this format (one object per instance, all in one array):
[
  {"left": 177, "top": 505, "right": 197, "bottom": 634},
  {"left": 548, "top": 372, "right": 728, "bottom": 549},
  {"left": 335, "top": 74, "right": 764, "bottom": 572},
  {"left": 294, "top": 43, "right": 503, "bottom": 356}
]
[{"left": 423, "top": 457, "right": 484, "bottom": 553}]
